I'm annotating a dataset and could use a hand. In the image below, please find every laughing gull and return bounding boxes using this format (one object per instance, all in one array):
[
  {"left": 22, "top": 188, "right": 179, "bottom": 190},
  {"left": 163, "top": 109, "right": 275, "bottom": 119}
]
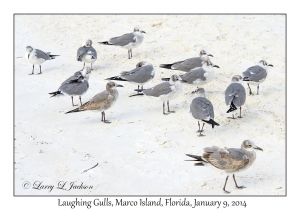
[
  {"left": 77, "top": 39, "right": 97, "bottom": 70},
  {"left": 159, "top": 50, "right": 213, "bottom": 72},
  {"left": 162, "top": 61, "right": 220, "bottom": 85},
  {"left": 25, "top": 46, "right": 59, "bottom": 75},
  {"left": 242, "top": 60, "right": 273, "bottom": 95},
  {"left": 225, "top": 75, "right": 246, "bottom": 119},
  {"left": 65, "top": 82, "right": 123, "bottom": 123},
  {"left": 98, "top": 26, "right": 146, "bottom": 59},
  {"left": 106, "top": 61, "right": 155, "bottom": 97},
  {"left": 190, "top": 88, "right": 219, "bottom": 136},
  {"left": 186, "top": 140, "right": 263, "bottom": 193},
  {"left": 143, "top": 75, "right": 182, "bottom": 115},
  {"left": 49, "top": 67, "right": 91, "bottom": 106}
]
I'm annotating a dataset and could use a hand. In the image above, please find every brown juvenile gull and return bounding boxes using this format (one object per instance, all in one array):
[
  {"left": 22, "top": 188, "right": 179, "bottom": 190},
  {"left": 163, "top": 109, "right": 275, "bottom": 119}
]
[
  {"left": 185, "top": 140, "right": 263, "bottom": 193},
  {"left": 159, "top": 50, "right": 213, "bottom": 72},
  {"left": 143, "top": 75, "right": 182, "bottom": 115},
  {"left": 106, "top": 61, "right": 155, "bottom": 97},
  {"left": 65, "top": 82, "right": 123, "bottom": 123},
  {"left": 98, "top": 26, "right": 146, "bottom": 59},
  {"left": 49, "top": 67, "right": 91, "bottom": 106},
  {"left": 225, "top": 75, "right": 246, "bottom": 119},
  {"left": 190, "top": 88, "right": 219, "bottom": 136},
  {"left": 242, "top": 60, "right": 273, "bottom": 95},
  {"left": 25, "top": 46, "right": 59, "bottom": 75},
  {"left": 77, "top": 39, "right": 97, "bottom": 70}
]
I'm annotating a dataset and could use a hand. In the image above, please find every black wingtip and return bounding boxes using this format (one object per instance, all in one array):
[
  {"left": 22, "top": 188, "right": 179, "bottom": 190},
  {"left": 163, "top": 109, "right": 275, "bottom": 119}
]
[
  {"left": 106, "top": 76, "right": 127, "bottom": 81},
  {"left": 226, "top": 101, "right": 237, "bottom": 113},
  {"left": 161, "top": 77, "right": 170, "bottom": 81},
  {"left": 202, "top": 119, "right": 220, "bottom": 128},
  {"left": 243, "top": 77, "right": 250, "bottom": 81},
  {"left": 159, "top": 64, "right": 173, "bottom": 69},
  {"left": 98, "top": 41, "right": 112, "bottom": 45}
]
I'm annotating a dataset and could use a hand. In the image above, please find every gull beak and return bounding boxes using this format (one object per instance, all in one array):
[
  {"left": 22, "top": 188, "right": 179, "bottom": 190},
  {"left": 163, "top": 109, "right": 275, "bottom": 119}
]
[
  {"left": 141, "top": 31, "right": 146, "bottom": 34},
  {"left": 213, "top": 65, "right": 220, "bottom": 68},
  {"left": 268, "top": 64, "right": 274, "bottom": 67},
  {"left": 116, "top": 84, "right": 124, "bottom": 87},
  {"left": 208, "top": 54, "right": 214, "bottom": 57},
  {"left": 254, "top": 146, "right": 263, "bottom": 151}
]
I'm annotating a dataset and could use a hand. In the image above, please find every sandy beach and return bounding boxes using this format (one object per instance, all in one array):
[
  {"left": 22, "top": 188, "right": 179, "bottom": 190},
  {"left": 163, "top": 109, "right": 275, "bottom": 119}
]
[{"left": 14, "top": 14, "right": 285, "bottom": 195}]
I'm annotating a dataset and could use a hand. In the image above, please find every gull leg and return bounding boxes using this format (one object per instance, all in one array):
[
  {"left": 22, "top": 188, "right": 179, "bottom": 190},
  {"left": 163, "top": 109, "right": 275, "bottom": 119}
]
[
  {"left": 257, "top": 85, "right": 259, "bottom": 95},
  {"left": 91, "top": 63, "right": 93, "bottom": 70},
  {"left": 79, "top": 96, "right": 82, "bottom": 106},
  {"left": 227, "top": 114, "right": 235, "bottom": 119},
  {"left": 197, "top": 121, "right": 201, "bottom": 132},
  {"left": 130, "top": 85, "right": 144, "bottom": 97},
  {"left": 233, "top": 174, "right": 246, "bottom": 189},
  {"left": 128, "top": 50, "right": 131, "bottom": 59},
  {"left": 102, "top": 111, "right": 111, "bottom": 123},
  {"left": 238, "top": 107, "right": 243, "bottom": 118},
  {"left": 83, "top": 63, "right": 85, "bottom": 68},
  {"left": 223, "top": 175, "right": 230, "bottom": 193},
  {"left": 29, "top": 65, "right": 34, "bottom": 75},
  {"left": 167, "top": 101, "right": 175, "bottom": 113},
  {"left": 101, "top": 111, "right": 104, "bottom": 122},
  {"left": 163, "top": 102, "right": 168, "bottom": 115},
  {"left": 38, "top": 65, "right": 42, "bottom": 74},
  {"left": 71, "top": 96, "right": 78, "bottom": 106},
  {"left": 247, "top": 83, "right": 253, "bottom": 95},
  {"left": 199, "top": 123, "right": 205, "bottom": 137}
]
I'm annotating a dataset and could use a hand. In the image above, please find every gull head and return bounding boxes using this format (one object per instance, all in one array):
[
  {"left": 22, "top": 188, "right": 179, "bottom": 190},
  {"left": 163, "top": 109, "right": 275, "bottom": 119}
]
[
  {"left": 191, "top": 87, "right": 206, "bottom": 97},
  {"left": 83, "top": 39, "right": 92, "bottom": 47},
  {"left": 231, "top": 75, "right": 243, "bottom": 83},
  {"left": 106, "top": 81, "right": 123, "bottom": 90},
  {"left": 199, "top": 50, "right": 213, "bottom": 57},
  {"left": 26, "top": 46, "right": 33, "bottom": 53},
  {"left": 169, "top": 74, "right": 182, "bottom": 84},
  {"left": 136, "top": 61, "right": 149, "bottom": 67},
  {"left": 134, "top": 26, "right": 146, "bottom": 34},
  {"left": 242, "top": 140, "right": 263, "bottom": 151},
  {"left": 259, "top": 60, "right": 274, "bottom": 67}
]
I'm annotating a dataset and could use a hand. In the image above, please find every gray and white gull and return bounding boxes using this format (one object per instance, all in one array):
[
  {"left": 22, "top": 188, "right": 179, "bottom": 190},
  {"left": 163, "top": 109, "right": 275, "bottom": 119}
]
[
  {"left": 98, "top": 26, "right": 146, "bottom": 59},
  {"left": 162, "top": 61, "right": 220, "bottom": 85},
  {"left": 190, "top": 88, "right": 219, "bottom": 136},
  {"left": 225, "top": 75, "right": 246, "bottom": 119},
  {"left": 186, "top": 140, "right": 263, "bottom": 193},
  {"left": 49, "top": 67, "right": 91, "bottom": 106},
  {"left": 77, "top": 39, "right": 97, "bottom": 70},
  {"left": 242, "top": 60, "right": 273, "bottom": 95},
  {"left": 159, "top": 50, "right": 213, "bottom": 72},
  {"left": 25, "top": 46, "right": 59, "bottom": 75},
  {"left": 143, "top": 75, "right": 182, "bottom": 115},
  {"left": 65, "top": 81, "right": 123, "bottom": 123},
  {"left": 106, "top": 61, "right": 155, "bottom": 97}
]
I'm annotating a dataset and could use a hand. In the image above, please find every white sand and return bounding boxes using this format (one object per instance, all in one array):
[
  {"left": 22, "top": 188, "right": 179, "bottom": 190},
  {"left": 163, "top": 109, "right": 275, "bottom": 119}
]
[{"left": 14, "top": 15, "right": 285, "bottom": 195}]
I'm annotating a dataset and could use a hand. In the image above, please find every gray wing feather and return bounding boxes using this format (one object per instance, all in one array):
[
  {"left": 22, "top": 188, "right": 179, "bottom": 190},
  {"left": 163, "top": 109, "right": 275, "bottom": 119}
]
[
  {"left": 143, "top": 82, "right": 172, "bottom": 97},
  {"left": 120, "top": 65, "right": 154, "bottom": 83},
  {"left": 77, "top": 46, "right": 97, "bottom": 60},
  {"left": 108, "top": 32, "right": 136, "bottom": 46},
  {"left": 172, "top": 57, "right": 204, "bottom": 72},
  {"left": 35, "top": 49, "right": 51, "bottom": 60},
  {"left": 190, "top": 97, "right": 214, "bottom": 120},
  {"left": 180, "top": 67, "right": 206, "bottom": 83},
  {"left": 225, "top": 83, "right": 246, "bottom": 106},
  {"left": 242, "top": 65, "right": 267, "bottom": 82}
]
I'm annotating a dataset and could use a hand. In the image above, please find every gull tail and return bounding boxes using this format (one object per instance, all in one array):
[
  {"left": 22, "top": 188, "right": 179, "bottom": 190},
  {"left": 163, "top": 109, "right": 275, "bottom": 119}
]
[
  {"left": 98, "top": 41, "right": 113, "bottom": 45},
  {"left": 49, "top": 90, "right": 62, "bottom": 97},
  {"left": 65, "top": 107, "right": 85, "bottom": 114},
  {"left": 226, "top": 100, "right": 237, "bottom": 113},
  {"left": 105, "top": 76, "right": 127, "bottom": 81},
  {"left": 185, "top": 154, "right": 207, "bottom": 165},
  {"left": 202, "top": 119, "right": 220, "bottom": 128},
  {"left": 161, "top": 77, "right": 170, "bottom": 81},
  {"left": 159, "top": 64, "right": 174, "bottom": 69}
]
